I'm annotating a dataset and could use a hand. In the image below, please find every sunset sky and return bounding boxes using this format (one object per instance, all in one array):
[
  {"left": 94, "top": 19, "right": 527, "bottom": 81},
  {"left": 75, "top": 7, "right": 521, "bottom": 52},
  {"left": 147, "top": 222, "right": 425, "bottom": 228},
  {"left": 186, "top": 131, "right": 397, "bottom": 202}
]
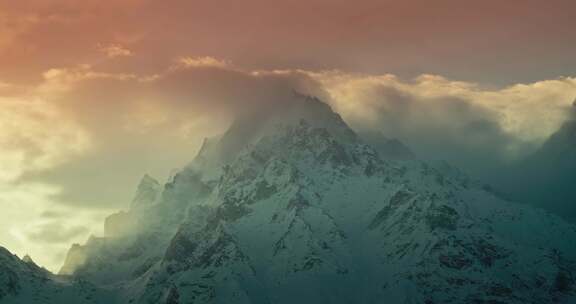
[{"left": 1, "top": 0, "right": 575, "bottom": 271}]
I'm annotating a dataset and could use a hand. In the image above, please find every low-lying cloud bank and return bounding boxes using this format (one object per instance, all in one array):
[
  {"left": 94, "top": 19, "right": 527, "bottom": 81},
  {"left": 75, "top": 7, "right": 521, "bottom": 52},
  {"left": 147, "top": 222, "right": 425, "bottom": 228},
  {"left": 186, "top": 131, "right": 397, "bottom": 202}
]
[
  {"left": 5, "top": 61, "right": 575, "bottom": 183},
  {"left": 315, "top": 72, "right": 576, "bottom": 176},
  {"left": 1, "top": 58, "right": 575, "bottom": 271}
]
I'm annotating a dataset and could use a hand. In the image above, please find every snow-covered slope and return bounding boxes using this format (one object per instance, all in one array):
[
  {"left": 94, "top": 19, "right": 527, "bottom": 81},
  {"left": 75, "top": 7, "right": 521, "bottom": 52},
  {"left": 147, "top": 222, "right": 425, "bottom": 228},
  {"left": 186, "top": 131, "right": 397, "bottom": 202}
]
[
  {"left": 13, "top": 94, "right": 576, "bottom": 303},
  {"left": 358, "top": 130, "right": 415, "bottom": 160},
  {"left": 0, "top": 247, "right": 116, "bottom": 304},
  {"left": 122, "top": 107, "right": 576, "bottom": 304}
]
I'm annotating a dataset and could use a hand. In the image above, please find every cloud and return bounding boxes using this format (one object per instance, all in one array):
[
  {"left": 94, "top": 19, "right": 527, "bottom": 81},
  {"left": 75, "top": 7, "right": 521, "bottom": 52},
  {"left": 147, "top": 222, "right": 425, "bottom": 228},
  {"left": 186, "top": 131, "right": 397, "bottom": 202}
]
[
  {"left": 0, "top": 181, "right": 109, "bottom": 272},
  {"left": 177, "top": 56, "right": 229, "bottom": 69},
  {"left": 312, "top": 72, "right": 576, "bottom": 170},
  {"left": 0, "top": 11, "right": 39, "bottom": 52},
  {"left": 98, "top": 43, "right": 133, "bottom": 58},
  {"left": 4, "top": 62, "right": 576, "bottom": 191},
  {"left": 2, "top": 0, "right": 576, "bottom": 85},
  {"left": 0, "top": 58, "right": 575, "bottom": 272},
  {"left": 0, "top": 96, "right": 90, "bottom": 182},
  {"left": 2, "top": 59, "right": 574, "bottom": 189},
  {"left": 21, "top": 62, "right": 323, "bottom": 210},
  {"left": 0, "top": 63, "right": 318, "bottom": 272},
  {"left": 23, "top": 222, "right": 89, "bottom": 244}
]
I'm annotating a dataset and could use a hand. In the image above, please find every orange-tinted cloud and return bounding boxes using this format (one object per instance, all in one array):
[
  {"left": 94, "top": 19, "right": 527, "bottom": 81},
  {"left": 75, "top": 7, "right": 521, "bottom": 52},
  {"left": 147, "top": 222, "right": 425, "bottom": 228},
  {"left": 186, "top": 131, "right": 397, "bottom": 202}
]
[
  {"left": 1, "top": 0, "right": 575, "bottom": 84},
  {"left": 98, "top": 44, "right": 133, "bottom": 58}
]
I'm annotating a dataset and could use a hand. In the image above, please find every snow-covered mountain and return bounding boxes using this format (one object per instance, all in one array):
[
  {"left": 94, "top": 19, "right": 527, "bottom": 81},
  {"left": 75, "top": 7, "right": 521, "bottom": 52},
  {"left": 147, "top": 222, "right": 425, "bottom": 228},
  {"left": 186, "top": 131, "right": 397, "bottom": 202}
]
[{"left": 4, "top": 94, "right": 576, "bottom": 303}]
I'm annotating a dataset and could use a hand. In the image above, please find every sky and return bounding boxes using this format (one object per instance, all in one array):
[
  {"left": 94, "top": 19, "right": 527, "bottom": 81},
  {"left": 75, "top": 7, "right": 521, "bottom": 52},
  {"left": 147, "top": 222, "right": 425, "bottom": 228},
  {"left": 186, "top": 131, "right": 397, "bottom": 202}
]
[{"left": 0, "top": 0, "right": 575, "bottom": 272}]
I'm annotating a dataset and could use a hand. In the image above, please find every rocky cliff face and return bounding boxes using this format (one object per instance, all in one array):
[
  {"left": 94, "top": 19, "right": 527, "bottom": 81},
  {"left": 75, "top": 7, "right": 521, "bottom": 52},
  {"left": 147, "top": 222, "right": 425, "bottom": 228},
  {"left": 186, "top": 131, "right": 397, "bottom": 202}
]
[{"left": 8, "top": 94, "right": 576, "bottom": 303}]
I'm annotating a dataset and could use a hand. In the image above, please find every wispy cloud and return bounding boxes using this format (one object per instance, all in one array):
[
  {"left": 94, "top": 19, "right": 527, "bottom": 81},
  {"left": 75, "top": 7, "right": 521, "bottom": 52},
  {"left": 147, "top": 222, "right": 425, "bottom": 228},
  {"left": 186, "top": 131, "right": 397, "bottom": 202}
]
[
  {"left": 0, "top": 182, "right": 109, "bottom": 272},
  {"left": 98, "top": 43, "right": 133, "bottom": 58},
  {"left": 177, "top": 56, "right": 230, "bottom": 68},
  {"left": 0, "top": 97, "right": 90, "bottom": 182}
]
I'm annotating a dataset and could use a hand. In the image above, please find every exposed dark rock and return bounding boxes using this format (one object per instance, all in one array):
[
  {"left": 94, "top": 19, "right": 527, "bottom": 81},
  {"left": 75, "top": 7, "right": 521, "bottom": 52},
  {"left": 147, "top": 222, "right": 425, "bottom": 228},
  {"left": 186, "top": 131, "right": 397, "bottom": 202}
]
[
  {"left": 253, "top": 180, "right": 278, "bottom": 201},
  {"left": 439, "top": 254, "right": 472, "bottom": 269},
  {"left": 555, "top": 270, "right": 574, "bottom": 293},
  {"left": 164, "top": 285, "right": 180, "bottom": 304},
  {"left": 426, "top": 205, "right": 459, "bottom": 231},
  {"left": 164, "top": 232, "right": 197, "bottom": 263},
  {"left": 369, "top": 190, "right": 415, "bottom": 229}
]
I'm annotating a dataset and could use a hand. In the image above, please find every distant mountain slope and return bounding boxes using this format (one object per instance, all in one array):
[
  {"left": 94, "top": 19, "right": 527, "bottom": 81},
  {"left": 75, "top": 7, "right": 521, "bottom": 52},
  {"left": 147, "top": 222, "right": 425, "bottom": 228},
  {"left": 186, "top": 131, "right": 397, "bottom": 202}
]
[
  {"left": 357, "top": 130, "right": 415, "bottom": 160},
  {"left": 502, "top": 104, "right": 576, "bottom": 222},
  {"left": 0, "top": 247, "right": 116, "bottom": 304}
]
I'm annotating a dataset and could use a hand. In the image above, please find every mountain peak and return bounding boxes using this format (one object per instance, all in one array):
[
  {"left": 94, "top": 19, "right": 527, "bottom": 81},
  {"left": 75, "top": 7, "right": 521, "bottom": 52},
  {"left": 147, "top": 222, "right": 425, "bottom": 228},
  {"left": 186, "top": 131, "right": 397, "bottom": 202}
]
[
  {"left": 225, "top": 92, "right": 356, "bottom": 143},
  {"left": 22, "top": 254, "right": 34, "bottom": 264},
  {"left": 130, "top": 174, "right": 161, "bottom": 209},
  {"left": 188, "top": 94, "right": 358, "bottom": 176},
  {"left": 140, "top": 173, "right": 158, "bottom": 185}
]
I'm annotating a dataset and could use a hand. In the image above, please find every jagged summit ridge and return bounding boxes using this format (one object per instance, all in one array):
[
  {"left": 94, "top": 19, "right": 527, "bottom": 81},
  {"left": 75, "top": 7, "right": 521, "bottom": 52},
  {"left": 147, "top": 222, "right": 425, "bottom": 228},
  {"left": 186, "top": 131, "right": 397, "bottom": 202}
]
[{"left": 187, "top": 94, "right": 358, "bottom": 176}]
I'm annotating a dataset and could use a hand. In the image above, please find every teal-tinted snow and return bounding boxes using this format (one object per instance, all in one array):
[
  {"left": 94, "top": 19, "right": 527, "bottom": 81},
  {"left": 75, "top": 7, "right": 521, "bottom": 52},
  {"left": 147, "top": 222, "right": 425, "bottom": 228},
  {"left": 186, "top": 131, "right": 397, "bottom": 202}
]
[{"left": 18, "top": 94, "right": 576, "bottom": 304}]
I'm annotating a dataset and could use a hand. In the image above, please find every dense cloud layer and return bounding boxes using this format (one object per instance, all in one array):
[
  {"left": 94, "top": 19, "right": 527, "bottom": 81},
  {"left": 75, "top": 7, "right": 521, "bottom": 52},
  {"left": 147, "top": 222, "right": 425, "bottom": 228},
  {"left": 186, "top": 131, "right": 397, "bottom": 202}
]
[
  {"left": 316, "top": 72, "right": 576, "bottom": 177},
  {"left": 0, "top": 56, "right": 575, "bottom": 271}
]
